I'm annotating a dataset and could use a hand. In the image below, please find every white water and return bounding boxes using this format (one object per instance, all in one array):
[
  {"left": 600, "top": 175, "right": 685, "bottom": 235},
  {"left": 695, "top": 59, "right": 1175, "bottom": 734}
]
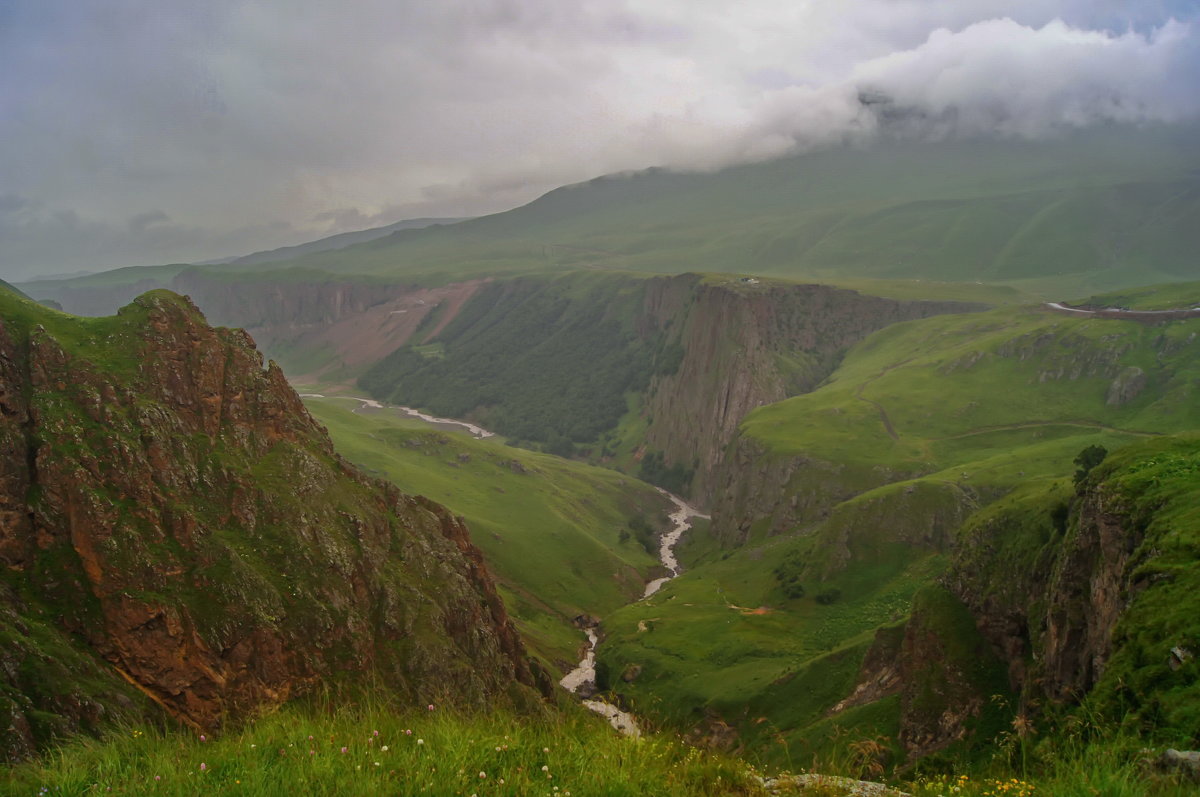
[
  {"left": 558, "top": 629, "right": 598, "bottom": 693},
  {"left": 297, "top": 394, "right": 495, "bottom": 439},
  {"left": 643, "top": 490, "right": 708, "bottom": 598},
  {"left": 559, "top": 491, "right": 709, "bottom": 736}
]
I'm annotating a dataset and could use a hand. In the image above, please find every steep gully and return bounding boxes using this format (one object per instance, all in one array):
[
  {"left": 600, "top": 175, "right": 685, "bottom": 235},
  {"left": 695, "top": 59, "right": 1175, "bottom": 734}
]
[
  {"left": 560, "top": 491, "right": 708, "bottom": 736},
  {"left": 300, "top": 389, "right": 708, "bottom": 735}
]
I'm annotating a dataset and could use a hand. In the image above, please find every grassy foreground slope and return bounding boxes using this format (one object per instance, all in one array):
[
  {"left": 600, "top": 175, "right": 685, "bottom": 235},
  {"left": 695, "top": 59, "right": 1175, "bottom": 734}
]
[
  {"left": 596, "top": 291, "right": 1200, "bottom": 767},
  {"left": 301, "top": 398, "right": 668, "bottom": 671}
]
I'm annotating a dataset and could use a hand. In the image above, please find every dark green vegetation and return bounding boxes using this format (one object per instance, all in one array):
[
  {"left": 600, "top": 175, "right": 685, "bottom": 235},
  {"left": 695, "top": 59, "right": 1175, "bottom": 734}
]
[
  {"left": 359, "top": 274, "right": 678, "bottom": 449},
  {"left": 299, "top": 396, "right": 667, "bottom": 670},
  {"left": 0, "top": 286, "right": 542, "bottom": 761}
]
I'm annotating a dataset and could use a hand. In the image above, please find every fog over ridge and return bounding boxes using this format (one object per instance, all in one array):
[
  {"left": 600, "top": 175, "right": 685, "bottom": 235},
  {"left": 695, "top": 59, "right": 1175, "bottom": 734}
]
[{"left": 1, "top": 1, "right": 1197, "bottom": 279}]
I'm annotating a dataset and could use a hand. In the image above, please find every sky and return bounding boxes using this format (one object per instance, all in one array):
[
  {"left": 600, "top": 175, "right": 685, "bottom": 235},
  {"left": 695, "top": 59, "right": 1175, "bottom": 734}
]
[{"left": 2, "top": 0, "right": 1198, "bottom": 280}]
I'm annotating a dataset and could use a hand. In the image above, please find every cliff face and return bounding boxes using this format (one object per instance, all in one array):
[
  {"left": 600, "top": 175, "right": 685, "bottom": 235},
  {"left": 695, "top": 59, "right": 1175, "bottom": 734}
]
[
  {"left": 639, "top": 276, "right": 982, "bottom": 503},
  {"left": 946, "top": 458, "right": 1172, "bottom": 710},
  {"left": 0, "top": 289, "right": 544, "bottom": 760}
]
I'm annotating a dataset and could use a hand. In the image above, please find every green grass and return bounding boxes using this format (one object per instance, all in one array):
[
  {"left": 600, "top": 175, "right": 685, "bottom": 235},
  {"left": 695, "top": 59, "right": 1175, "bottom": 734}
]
[
  {"left": 742, "top": 305, "right": 1200, "bottom": 475},
  {"left": 0, "top": 281, "right": 158, "bottom": 377},
  {"left": 7, "top": 691, "right": 1198, "bottom": 796},
  {"left": 0, "top": 698, "right": 772, "bottom": 796},
  {"left": 301, "top": 398, "right": 669, "bottom": 669}
]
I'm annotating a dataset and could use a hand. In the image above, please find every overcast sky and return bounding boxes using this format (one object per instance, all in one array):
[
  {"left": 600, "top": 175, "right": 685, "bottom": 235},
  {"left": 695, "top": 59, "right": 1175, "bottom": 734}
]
[{"left": 2, "top": 1, "right": 1198, "bottom": 280}]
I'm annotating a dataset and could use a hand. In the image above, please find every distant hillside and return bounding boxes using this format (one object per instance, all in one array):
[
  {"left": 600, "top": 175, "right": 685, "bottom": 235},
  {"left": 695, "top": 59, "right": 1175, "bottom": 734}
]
[
  {"left": 204, "top": 124, "right": 1200, "bottom": 295},
  {"left": 225, "top": 217, "right": 470, "bottom": 266},
  {"left": 22, "top": 123, "right": 1200, "bottom": 315}
]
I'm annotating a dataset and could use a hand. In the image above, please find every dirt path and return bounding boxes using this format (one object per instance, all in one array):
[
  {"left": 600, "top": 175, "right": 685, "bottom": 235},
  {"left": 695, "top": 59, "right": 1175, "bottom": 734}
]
[
  {"left": 935, "top": 419, "right": 1160, "bottom": 441},
  {"left": 1045, "top": 302, "right": 1200, "bottom": 321},
  {"left": 852, "top": 358, "right": 916, "bottom": 442}
]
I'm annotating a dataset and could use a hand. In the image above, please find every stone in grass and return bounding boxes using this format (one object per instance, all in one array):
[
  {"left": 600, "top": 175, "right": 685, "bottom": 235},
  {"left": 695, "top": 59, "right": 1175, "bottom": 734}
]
[
  {"left": 760, "top": 774, "right": 911, "bottom": 796},
  {"left": 1150, "top": 749, "right": 1200, "bottom": 783}
]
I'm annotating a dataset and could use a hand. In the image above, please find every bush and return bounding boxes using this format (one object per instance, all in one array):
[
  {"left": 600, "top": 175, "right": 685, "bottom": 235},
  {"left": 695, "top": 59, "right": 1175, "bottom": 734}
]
[{"left": 815, "top": 588, "right": 842, "bottom": 605}]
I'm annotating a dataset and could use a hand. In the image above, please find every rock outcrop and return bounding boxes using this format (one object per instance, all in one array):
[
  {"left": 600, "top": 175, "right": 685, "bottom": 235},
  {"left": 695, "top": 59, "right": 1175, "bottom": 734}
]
[{"left": 0, "top": 288, "right": 545, "bottom": 760}]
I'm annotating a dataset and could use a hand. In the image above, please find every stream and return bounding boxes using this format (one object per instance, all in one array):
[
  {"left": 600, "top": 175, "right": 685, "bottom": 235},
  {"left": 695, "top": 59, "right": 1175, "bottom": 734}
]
[
  {"left": 559, "top": 490, "right": 709, "bottom": 736},
  {"left": 298, "top": 394, "right": 496, "bottom": 438}
]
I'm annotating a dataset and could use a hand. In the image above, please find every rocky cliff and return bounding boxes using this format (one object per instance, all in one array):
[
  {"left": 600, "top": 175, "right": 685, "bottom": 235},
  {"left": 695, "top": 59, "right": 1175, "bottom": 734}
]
[
  {"left": 0, "top": 288, "right": 545, "bottom": 760},
  {"left": 834, "top": 436, "right": 1200, "bottom": 758},
  {"left": 947, "top": 437, "right": 1200, "bottom": 727},
  {"left": 638, "top": 276, "right": 982, "bottom": 503}
]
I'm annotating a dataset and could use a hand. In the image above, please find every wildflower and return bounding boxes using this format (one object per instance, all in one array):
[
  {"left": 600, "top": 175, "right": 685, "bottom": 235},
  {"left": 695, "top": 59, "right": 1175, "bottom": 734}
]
[
  {"left": 417, "top": 739, "right": 425, "bottom": 745},
  {"left": 495, "top": 746, "right": 502, "bottom": 752},
  {"left": 250, "top": 743, "right": 256, "bottom": 749},
  {"left": 154, "top": 776, "right": 161, "bottom": 782},
  {"left": 542, "top": 765, "right": 549, "bottom": 772},
  {"left": 374, "top": 762, "right": 381, "bottom": 767},
  {"left": 479, "top": 771, "right": 487, "bottom": 778},
  {"left": 373, "top": 730, "right": 380, "bottom": 737},
  {"left": 405, "top": 729, "right": 413, "bottom": 735},
  {"left": 382, "top": 745, "right": 389, "bottom": 751},
  {"left": 199, "top": 763, "right": 207, "bottom": 772},
  {"left": 341, "top": 747, "right": 348, "bottom": 754},
  {"left": 428, "top": 704, "right": 435, "bottom": 711}
]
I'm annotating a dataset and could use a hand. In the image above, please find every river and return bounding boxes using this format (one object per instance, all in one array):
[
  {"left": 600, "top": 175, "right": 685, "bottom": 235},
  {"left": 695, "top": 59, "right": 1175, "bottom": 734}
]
[
  {"left": 297, "top": 394, "right": 495, "bottom": 438},
  {"left": 559, "top": 490, "right": 709, "bottom": 736}
]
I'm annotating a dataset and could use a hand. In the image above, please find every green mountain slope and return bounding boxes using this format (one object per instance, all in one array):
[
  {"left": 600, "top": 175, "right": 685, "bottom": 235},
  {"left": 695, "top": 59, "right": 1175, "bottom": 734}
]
[
  {"left": 21, "top": 124, "right": 1200, "bottom": 314},
  {"left": 595, "top": 288, "right": 1200, "bottom": 767}
]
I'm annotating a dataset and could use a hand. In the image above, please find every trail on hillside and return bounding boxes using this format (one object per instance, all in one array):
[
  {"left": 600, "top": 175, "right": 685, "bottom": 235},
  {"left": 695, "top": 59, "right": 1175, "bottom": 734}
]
[
  {"left": 935, "top": 419, "right": 1161, "bottom": 441},
  {"left": 1044, "top": 302, "right": 1200, "bottom": 320},
  {"left": 852, "top": 358, "right": 917, "bottom": 442}
]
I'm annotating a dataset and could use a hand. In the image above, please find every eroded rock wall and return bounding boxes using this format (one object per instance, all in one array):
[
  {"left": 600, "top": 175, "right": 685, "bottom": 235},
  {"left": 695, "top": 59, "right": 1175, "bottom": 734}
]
[{"left": 0, "top": 290, "right": 545, "bottom": 759}]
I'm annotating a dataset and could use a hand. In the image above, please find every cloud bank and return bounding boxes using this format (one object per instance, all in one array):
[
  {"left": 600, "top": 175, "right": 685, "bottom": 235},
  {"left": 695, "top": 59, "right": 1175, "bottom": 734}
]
[{"left": 1, "top": 1, "right": 1197, "bottom": 278}]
